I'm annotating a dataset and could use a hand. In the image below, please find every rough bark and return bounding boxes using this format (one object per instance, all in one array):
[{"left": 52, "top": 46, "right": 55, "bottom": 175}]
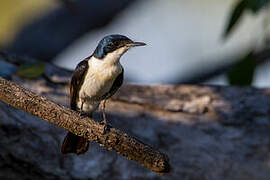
[
  {"left": 0, "top": 77, "right": 170, "bottom": 174},
  {"left": 1, "top": 56, "right": 270, "bottom": 179}
]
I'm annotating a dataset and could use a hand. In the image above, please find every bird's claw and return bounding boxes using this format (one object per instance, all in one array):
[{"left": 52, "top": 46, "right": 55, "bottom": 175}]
[
  {"left": 101, "top": 120, "right": 110, "bottom": 134},
  {"left": 79, "top": 111, "right": 88, "bottom": 118}
]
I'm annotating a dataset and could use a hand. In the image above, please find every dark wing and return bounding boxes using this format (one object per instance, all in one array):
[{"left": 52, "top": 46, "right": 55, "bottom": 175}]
[
  {"left": 70, "top": 59, "right": 89, "bottom": 110},
  {"left": 102, "top": 69, "right": 124, "bottom": 100}
]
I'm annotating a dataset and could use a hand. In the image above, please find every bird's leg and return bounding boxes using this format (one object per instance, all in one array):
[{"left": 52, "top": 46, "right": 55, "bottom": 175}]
[
  {"left": 101, "top": 99, "right": 108, "bottom": 133},
  {"left": 79, "top": 99, "right": 85, "bottom": 116},
  {"left": 101, "top": 99, "right": 107, "bottom": 124}
]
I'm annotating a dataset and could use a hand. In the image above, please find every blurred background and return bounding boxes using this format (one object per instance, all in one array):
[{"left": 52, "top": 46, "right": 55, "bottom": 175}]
[{"left": 1, "top": 0, "right": 270, "bottom": 86}]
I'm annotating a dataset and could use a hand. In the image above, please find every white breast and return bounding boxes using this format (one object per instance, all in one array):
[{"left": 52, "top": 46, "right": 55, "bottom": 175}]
[{"left": 77, "top": 57, "right": 123, "bottom": 113}]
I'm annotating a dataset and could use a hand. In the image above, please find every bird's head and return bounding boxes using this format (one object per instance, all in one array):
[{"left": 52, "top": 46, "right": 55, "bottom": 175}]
[{"left": 93, "top": 34, "right": 146, "bottom": 64}]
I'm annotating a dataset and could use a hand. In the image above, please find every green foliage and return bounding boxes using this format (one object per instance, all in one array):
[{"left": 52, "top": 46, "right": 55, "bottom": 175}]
[
  {"left": 227, "top": 52, "right": 256, "bottom": 86},
  {"left": 224, "top": 0, "right": 270, "bottom": 38},
  {"left": 224, "top": 0, "right": 246, "bottom": 38},
  {"left": 16, "top": 62, "right": 45, "bottom": 79},
  {"left": 224, "top": 0, "right": 270, "bottom": 86},
  {"left": 246, "top": 0, "right": 269, "bottom": 12}
]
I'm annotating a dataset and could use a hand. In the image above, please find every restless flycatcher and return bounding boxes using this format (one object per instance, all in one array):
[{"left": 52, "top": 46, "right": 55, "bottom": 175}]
[{"left": 61, "top": 34, "right": 146, "bottom": 154}]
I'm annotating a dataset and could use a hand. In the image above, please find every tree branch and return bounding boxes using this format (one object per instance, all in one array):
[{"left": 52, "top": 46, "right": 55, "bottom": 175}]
[{"left": 0, "top": 77, "right": 170, "bottom": 174}]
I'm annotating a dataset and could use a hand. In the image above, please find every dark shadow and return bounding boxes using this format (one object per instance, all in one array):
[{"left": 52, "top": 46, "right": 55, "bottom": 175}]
[{"left": 7, "top": 0, "right": 137, "bottom": 61}]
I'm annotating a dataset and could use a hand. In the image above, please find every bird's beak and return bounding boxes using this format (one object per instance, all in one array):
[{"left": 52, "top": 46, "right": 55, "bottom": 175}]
[{"left": 126, "top": 42, "right": 146, "bottom": 47}]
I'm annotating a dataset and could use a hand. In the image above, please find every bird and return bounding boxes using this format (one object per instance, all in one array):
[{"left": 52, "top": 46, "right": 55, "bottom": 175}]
[{"left": 61, "top": 34, "right": 146, "bottom": 155}]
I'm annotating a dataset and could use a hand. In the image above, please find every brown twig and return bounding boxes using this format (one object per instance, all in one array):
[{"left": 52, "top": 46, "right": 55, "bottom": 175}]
[{"left": 0, "top": 77, "right": 170, "bottom": 174}]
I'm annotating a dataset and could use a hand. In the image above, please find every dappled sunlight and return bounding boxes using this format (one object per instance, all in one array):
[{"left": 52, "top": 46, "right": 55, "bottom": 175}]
[{"left": 0, "top": 0, "right": 58, "bottom": 46}]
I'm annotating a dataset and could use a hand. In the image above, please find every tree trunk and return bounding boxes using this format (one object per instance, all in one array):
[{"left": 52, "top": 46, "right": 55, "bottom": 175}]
[{"left": 1, "top": 56, "right": 270, "bottom": 179}]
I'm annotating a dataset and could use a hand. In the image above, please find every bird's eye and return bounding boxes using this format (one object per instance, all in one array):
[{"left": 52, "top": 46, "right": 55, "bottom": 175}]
[{"left": 108, "top": 42, "right": 114, "bottom": 47}]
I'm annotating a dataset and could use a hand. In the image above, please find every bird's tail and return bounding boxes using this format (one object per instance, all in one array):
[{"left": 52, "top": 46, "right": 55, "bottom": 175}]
[{"left": 61, "top": 132, "right": 89, "bottom": 155}]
